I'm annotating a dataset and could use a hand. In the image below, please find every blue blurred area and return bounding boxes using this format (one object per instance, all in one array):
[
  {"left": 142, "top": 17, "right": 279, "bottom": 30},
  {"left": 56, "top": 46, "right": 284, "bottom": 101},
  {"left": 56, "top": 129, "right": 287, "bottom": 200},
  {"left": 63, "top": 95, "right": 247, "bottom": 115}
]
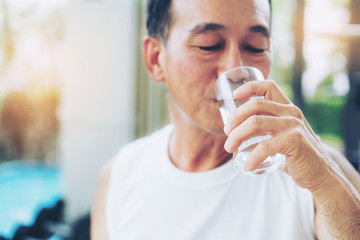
[{"left": 0, "top": 160, "right": 63, "bottom": 238}]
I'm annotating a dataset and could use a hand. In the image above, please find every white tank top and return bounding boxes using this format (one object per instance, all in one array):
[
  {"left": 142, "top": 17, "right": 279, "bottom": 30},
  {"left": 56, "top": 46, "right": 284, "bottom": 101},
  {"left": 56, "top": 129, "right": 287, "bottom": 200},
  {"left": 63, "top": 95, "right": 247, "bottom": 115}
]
[{"left": 106, "top": 125, "right": 315, "bottom": 240}]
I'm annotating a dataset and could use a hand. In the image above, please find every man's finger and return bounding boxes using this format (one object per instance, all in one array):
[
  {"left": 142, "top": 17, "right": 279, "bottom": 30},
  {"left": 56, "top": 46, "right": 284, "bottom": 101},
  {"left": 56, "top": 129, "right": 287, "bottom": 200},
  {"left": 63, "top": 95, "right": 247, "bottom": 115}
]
[
  {"left": 224, "top": 97, "right": 303, "bottom": 135},
  {"left": 233, "top": 79, "right": 291, "bottom": 104},
  {"left": 224, "top": 115, "right": 302, "bottom": 153}
]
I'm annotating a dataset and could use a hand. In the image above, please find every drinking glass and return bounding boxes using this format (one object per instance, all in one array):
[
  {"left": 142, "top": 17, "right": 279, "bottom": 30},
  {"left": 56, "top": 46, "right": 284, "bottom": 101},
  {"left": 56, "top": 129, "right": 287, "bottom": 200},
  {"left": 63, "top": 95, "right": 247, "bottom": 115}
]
[{"left": 215, "top": 66, "right": 285, "bottom": 175}]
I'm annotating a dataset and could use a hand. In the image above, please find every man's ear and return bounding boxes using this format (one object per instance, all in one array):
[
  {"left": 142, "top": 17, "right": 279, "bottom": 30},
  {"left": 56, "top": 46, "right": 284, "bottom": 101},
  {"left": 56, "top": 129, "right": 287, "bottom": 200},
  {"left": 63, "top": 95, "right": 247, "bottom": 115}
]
[{"left": 143, "top": 36, "right": 165, "bottom": 82}]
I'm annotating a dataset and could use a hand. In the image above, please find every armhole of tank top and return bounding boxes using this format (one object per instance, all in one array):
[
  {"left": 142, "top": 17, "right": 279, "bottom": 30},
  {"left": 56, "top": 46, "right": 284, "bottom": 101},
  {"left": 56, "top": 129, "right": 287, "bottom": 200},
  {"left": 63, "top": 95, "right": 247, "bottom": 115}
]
[
  {"left": 104, "top": 135, "right": 151, "bottom": 237},
  {"left": 105, "top": 150, "right": 124, "bottom": 239},
  {"left": 104, "top": 125, "right": 172, "bottom": 237}
]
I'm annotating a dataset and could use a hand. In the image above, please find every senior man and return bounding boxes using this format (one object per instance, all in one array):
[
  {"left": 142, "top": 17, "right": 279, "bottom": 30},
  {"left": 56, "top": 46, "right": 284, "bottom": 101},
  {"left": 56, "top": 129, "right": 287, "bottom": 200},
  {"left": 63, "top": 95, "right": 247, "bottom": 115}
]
[{"left": 92, "top": 0, "right": 360, "bottom": 239}]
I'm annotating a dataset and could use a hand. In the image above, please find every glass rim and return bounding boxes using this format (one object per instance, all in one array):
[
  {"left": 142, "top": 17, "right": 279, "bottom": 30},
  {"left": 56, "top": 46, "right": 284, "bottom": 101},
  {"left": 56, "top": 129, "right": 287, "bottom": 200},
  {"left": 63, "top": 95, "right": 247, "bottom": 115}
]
[{"left": 217, "top": 66, "right": 264, "bottom": 80}]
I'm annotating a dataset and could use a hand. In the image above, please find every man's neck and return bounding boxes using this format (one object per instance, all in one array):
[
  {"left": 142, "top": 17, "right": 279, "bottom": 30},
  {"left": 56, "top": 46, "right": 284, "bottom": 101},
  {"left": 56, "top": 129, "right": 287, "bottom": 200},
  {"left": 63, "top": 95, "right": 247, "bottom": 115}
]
[
  {"left": 167, "top": 103, "right": 231, "bottom": 172},
  {"left": 168, "top": 127, "right": 230, "bottom": 172}
]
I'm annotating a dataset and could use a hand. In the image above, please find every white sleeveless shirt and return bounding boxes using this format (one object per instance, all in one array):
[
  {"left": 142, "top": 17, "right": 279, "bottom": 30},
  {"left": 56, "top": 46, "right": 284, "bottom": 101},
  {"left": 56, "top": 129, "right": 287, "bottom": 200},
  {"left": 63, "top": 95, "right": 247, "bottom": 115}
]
[{"left": 106, "top": 125, "right": 315, "bottom": 240}]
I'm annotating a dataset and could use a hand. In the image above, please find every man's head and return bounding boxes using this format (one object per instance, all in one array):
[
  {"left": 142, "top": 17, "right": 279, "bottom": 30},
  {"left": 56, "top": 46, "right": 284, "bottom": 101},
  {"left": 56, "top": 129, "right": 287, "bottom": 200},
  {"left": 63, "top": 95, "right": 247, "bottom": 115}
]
[
  {"left": 143, "top": 0, "right": 272, "bottom": 135},
  {"left": 147, "top": 0, "right": 271, "bottom": 43}
]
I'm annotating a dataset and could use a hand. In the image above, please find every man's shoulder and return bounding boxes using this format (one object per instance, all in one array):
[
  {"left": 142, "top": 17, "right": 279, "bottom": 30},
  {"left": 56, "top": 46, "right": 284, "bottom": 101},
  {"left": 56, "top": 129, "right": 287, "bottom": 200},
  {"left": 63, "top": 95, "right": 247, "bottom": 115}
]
[
  {"left": 108, "top": 124, "right": 173, "bottom": 174},
  {"left": 115, "top": 124, "right": 172, "bottom": 161}
]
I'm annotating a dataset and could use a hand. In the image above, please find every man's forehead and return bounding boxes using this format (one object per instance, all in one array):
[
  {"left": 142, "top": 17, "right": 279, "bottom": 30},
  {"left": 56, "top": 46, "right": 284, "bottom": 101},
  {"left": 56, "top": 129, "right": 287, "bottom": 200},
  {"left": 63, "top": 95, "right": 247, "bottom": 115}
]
[{"left": 170, "top": 0, "right": 271, "bottom": 34}]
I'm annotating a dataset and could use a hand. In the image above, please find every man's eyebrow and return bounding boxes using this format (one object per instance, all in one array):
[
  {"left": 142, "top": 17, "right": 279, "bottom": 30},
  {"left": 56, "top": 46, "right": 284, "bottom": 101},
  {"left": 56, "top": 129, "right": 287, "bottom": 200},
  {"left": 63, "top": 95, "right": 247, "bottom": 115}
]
[
  {"left": 190, "top": 23, "right": 225, "bottom": 35},
  {"left": 249, "top": 25, "right": 270, "bottom": 37}
]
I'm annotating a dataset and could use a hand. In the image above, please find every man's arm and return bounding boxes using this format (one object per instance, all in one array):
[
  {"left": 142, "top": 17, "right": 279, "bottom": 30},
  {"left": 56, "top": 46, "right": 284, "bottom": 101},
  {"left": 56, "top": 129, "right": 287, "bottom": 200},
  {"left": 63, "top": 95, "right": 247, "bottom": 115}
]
[
  {"left": 325, "top": 145, "right": 360, "bottom": 192},
  {"left": 224, "top": 80, "right": 360, "bottom": 239},
  {"left": 315, "top": 146, "right": 360, "bottom": 240},
  {"left": 91, "top": 159, "right": 114, "bottom": 240}
]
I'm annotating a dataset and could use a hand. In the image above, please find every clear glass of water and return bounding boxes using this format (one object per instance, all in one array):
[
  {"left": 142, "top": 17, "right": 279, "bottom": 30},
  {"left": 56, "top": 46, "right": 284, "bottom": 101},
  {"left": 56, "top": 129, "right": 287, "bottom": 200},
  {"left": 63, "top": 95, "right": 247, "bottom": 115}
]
[{"left": 215, "top": 66, "right": 285, "bottom": 176}]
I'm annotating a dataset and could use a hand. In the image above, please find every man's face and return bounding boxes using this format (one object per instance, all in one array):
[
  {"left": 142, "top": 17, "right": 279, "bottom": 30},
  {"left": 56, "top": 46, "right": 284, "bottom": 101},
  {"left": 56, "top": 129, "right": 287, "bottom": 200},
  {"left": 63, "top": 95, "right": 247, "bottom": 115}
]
[{"left": 160, "top": 0, "right": 272, "bottom": 135}]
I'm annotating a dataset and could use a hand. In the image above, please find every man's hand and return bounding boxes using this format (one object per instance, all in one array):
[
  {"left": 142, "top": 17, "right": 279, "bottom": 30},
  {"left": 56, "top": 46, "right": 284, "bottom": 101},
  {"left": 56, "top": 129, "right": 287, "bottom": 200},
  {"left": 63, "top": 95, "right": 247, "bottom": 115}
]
[
  {"left": 223, "top": 79, "right": 330, "bottom": 190},
  {"left": 222, "top": 79, "right": 360, "bottom": 239}
]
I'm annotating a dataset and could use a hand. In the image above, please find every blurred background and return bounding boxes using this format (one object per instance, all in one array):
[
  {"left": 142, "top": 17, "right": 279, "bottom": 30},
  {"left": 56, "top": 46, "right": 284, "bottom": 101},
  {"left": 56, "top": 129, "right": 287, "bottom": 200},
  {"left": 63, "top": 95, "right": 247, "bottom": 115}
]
[{"left": 0, "top": 0, "right": 359, "bottom": 239}]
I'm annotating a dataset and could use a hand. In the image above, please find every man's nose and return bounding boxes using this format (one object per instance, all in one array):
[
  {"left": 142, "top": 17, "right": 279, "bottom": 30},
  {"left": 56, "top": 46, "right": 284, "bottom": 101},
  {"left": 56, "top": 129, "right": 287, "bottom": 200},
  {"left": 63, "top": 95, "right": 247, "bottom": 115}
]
[{"left": 216, "top": 46, "right": 244, "bottom": 78}]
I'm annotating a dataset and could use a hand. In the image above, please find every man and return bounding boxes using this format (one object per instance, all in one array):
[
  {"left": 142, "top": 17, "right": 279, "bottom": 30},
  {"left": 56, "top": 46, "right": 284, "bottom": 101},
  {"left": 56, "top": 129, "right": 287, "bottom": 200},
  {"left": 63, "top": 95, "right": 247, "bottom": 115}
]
[{"left": 92, "top": 0, "right": 360, "bottom": 239}]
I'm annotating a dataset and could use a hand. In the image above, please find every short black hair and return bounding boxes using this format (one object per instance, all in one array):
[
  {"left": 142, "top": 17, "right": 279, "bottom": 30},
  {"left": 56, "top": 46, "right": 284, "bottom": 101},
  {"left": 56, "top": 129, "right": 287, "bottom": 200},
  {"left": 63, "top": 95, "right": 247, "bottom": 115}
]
[
  {"left": 146, "top": 0, "right": 272, "bottom": 41},
  {"left": 146, "top": 0, "right": 172, "bottom": 40}
]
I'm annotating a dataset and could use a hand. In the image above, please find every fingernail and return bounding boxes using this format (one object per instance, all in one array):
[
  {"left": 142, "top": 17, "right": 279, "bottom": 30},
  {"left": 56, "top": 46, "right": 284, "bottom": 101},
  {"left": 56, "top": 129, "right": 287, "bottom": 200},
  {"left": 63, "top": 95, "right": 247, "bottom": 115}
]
[
  {"left": 224, "top": 141, "right": 232, "bottom": 152},
  {"left": 223, "top": 123, "right": 230, "bottom": 135},
  {"left": 233, "top": 86, "right": 244, "bottom": 96},
  {"left": 243, "top": 162, "right": 252, "bottom": 172}
]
